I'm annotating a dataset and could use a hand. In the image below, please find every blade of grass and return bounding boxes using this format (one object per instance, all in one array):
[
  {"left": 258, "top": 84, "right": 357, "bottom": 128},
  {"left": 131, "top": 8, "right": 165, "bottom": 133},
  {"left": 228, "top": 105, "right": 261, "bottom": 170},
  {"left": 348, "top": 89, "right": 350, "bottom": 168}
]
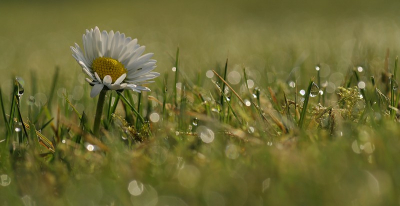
[
  {"left": 299, "top": 80, "right": 314, "bottom": 129},
  {"left": 174, "top": 47, "right": 180, "bottom": 108},
  {"left": 108, "top": 91, "right": 120, "bottom": 124},
  {"left": 8, "top": 82, "right": 18, "bottom": 131},
  {"left": 0, "top": 88, "right": 11, "bottom": 136},
  {"left": 136, "top": 93, "right": 142, "bottom": 129},
  {"left": 46, "top": 66, "right": 60, "bottom": 110},
  {"left": 163, "top": 74, "right": 168, "bottom": 118},
  {"left": 107, "top": 91, "right": 113, "bottom": 121},
  {"left": 40, "top": 118, "right": 54, "bottom": 131},
  {"left": 212, "top": 70, "right": 245, "bottom": 105},
  {"left": 15, "top": 95, "right": 29, "bottom": 141},
  {"left": 117, "top": 92, "right": 144, "bottom": 124},
  {"left": 220, "top": 59, "right": 228, "bottom": 106}
]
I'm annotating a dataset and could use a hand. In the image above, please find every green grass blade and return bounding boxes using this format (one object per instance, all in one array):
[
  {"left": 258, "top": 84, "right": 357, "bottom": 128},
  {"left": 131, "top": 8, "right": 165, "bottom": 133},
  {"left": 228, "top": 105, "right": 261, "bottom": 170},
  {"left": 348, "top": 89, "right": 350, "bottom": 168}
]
[
  {"left": 174, "top": 47, "right": 180, "bottom": 108},
  {"left": 47, "top": 66, "right": 60, "bottom": 110},
  {"left": 0, "top": 88, "right": 11, "bottom": 136},
  {"left": 220, "top": 59, "right": 228, "bottom": 107},
  {"left": 40, "top": 118, "right": 54, "bottom": 131},
  {"left": 299, "top": 80, "right": 314, "bottom": 129},
  {"left": 136, "top": 93, "right": 142, "bottom": 129},
  {"left": 117, "top": 92, "right": 144, "bottom": 124}
]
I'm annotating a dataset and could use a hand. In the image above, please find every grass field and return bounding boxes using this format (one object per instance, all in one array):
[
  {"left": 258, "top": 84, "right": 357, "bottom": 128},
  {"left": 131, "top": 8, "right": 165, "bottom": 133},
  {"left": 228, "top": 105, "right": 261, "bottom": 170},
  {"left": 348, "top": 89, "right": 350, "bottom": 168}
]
[{"left": 1, "top": 0, "right": 400, "bottom": 205}]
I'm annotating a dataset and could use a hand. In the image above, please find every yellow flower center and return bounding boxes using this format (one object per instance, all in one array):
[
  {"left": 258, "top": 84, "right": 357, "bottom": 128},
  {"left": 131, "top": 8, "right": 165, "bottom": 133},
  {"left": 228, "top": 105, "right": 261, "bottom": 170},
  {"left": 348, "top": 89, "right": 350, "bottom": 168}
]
[{"left": 92, "top": 57, "right": 127, "bottom": 83}]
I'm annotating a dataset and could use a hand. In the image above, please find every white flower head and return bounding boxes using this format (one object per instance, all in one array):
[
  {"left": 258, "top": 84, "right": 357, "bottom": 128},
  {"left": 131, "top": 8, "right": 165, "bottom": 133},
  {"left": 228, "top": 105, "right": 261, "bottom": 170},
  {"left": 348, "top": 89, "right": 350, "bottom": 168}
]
[{"left": 71, "top": 27, "right": 159, "bottom": 97}]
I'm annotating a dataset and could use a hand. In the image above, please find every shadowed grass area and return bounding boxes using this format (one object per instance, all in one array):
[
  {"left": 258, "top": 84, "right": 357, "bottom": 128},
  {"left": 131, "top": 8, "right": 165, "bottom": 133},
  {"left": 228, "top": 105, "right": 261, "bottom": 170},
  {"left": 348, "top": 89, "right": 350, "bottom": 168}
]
[{"left": 1, "top": 0, "right": 400, "bottom": 205}]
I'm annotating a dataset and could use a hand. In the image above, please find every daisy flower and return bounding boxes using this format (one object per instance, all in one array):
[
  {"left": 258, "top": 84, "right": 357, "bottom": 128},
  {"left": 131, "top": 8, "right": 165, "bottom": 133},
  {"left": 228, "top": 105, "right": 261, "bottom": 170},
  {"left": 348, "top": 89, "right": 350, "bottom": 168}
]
[{"left": 70, "top": 27, "right": 159, "bottom": 98}]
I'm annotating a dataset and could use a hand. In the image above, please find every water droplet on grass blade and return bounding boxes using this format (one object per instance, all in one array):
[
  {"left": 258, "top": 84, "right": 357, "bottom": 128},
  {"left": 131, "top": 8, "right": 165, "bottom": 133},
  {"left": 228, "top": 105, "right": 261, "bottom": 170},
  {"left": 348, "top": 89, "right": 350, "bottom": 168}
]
[
  {"left": 391, "top": 78, "right": 398, "bottom": 90},
  {"left": 246, "top": 79, "right": 254, "bottom": 88},
  {"left": 128, "top": 180, "right": 144, "bottom": 196},
  {"left": 225, "top": 144, "right": 239, "bottom": 159},
  {"left": 192, "top": 118, "right": 198, "bottom": 126},
  {"left": 149, "top": 112, "right": 160, "bottom": 123},
  {"left": 197, "top": 126, "right": 214, "bottom": 143},
  {"left": 27, "top": 96, "right": 35, "bottom": 105},
  {"left": 15, "top": 77, "right": 25, "bottom": 98},
  {"left": 0, "top": 174, "right": 11, "bottom": 186},
  {"left": 206, "top": 70, "right": 214, "bottom": 78},
  {"left": 357, "top": 66, "right": 364, "bottom": 72},
  {"left": 358, "top": 81, "right": 366, "bottom": 89},
  {"left": 248, "top": 126, "right": 255, "bottom": 133},
  {"left": 288, "top": 81, "right": 295, "bottom": 88},
  {"left": 310, "top": 82, "right": 320, "bottom": 97}
]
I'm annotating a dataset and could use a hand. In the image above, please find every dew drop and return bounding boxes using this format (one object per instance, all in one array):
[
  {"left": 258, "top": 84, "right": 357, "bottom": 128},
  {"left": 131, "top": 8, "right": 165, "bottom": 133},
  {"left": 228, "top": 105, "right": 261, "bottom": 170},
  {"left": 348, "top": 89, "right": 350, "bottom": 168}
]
[
  {"left": 358, "top": 81, "right": 366, "bottom": 89},
  {"left": 27, "top": 96, "right": 35, "bottom": 105},
  {"left": 149, "top": 112, "right": 160, "bottom": 123},
  {"left": 192, "top": 118, "right": 198, "bottom": 126},
  {"left": 225, "top": 144, "right": 239, "bottom": 159},
  {"left": 206, "top": 70, "right": 214, "bottom": 78},
  {"left": 357, "top": 66, "right": 363, "bottom": 72},
  {"left": 262, "top": 178, "right": 271, "bottom": 192},
  {"left": 196, "top": 126, "right": 214, "bottom": 143},
  {"left": 310, "top": 82, "right": 320, "bottom": 97},
  {"left": 128, "top": 180, "right": 144, "bottom": 196},
  {"left": 172, "top": 67, "right": 177, "bottom": 72},
  {"left": 248, "top": 126, "right": 255, "bottom": 133},
  {"left": 391, "top": 78, "right": 398, "bottom": 90},
  {"left": 299, "top": 90, "right": 306, "bottom": 96},
  {"left": 246, "top": 79, "right": 254, "bottom": 89},
  {"left": 244, "top": 99, "right": 251, "bottom": 107},
  {"left": 288, "top": 81, "right": 296, "bottom": 88},
  {"left": 0, "top": 174, "right": 11, "bottom": 186},
  {"left": 86, "top": 144, "right": 95, "bottom": 152},
  {"left": 16, "top": 77, "right": 24, "bottom": 98}
]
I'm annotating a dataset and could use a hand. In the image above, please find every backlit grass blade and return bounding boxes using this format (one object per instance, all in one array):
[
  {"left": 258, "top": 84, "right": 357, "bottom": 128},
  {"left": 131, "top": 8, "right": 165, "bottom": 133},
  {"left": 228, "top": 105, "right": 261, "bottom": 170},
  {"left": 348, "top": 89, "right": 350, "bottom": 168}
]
[
  {"left": 0, "top": 88, "right": 11, "bottom": 136},
  {"left": 117, "top": 92, "right": 144, "bottom": 124},
  {"left": 174, "top": 47, "right": 180, "bottom": 108},
  {"left": 299, "top": 80, "right": 314, "bottom": 129},
  {"left": 108, "top": 91, "right": 120, "bottom": 123},
  {"left": 136, "top": 93, "right": 142, "bottom": 129},
  {"left": 40, "top": 118, "right": 54, "bottom": 131},
  {"left": 220, "top": 59, "right": 228, "bottom": 107},
  {"left": 46, "top": 66, "right": 60, "bottom": 110}
]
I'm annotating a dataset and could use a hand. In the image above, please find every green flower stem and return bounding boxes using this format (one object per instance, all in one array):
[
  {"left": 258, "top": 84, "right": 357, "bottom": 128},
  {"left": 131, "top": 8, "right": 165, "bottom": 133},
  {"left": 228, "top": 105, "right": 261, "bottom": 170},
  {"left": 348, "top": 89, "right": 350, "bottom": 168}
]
[{"left": 93, "top": 90, "right": 107, "bottom": 137}]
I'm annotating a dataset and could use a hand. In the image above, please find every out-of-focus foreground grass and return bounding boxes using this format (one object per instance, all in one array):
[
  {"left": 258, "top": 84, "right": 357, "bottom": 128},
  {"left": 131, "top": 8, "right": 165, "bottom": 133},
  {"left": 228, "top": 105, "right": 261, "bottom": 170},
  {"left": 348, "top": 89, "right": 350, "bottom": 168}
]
[{"left": 1, "top": 0, "right": 400, "bottom": 205}]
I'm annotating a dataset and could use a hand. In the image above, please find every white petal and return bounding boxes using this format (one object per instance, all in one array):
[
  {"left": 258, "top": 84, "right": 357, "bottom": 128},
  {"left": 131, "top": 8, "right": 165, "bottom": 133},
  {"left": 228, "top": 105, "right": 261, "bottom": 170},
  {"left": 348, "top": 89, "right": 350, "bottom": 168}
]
[
  {"left": 101, "top": 30, "right": 108, "bottom": 55},
  {"left": 94, "top": 72, "right": 102, "bottom": 83},
  {"left": 105, "top": 30, "right": 114, "bottom": 57},
  {"left": 110, "top": 31, "right": 121, "bottom": 59},
  {"left": 103, "top": 75, "right": 112, "bottom": 85},
  {"left": 120, "top": 83, "right": 128, "bottom": 88},
  {"left": 127, "top": 63, "right": 156, "bottom": 78},
  {"left": 114, "top": 73, "right": 126, "bottom": 85},
  {"left": 85, "top": 78, "right": 94, "bottom": 83},
  {"left": 90, "top": 84, "right": 104, "bottom": 98},
  {"left": 94, "top": 27, "right": 102, "bottom": 57}
]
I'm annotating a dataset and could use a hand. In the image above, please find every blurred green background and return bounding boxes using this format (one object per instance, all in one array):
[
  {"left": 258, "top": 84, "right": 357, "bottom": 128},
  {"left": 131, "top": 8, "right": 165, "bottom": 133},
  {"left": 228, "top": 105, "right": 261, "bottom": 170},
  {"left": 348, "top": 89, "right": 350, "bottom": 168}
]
[{"left": 2, "top": 0, "right": 400, "bottom": 92}]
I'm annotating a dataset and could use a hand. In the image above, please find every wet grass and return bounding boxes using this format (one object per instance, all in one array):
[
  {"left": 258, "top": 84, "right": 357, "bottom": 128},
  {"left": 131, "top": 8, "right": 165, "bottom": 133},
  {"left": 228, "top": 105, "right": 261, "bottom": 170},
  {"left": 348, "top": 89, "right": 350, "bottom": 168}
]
[{"left": 1, "top": 0, "right": 400, "bottom": 205}]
